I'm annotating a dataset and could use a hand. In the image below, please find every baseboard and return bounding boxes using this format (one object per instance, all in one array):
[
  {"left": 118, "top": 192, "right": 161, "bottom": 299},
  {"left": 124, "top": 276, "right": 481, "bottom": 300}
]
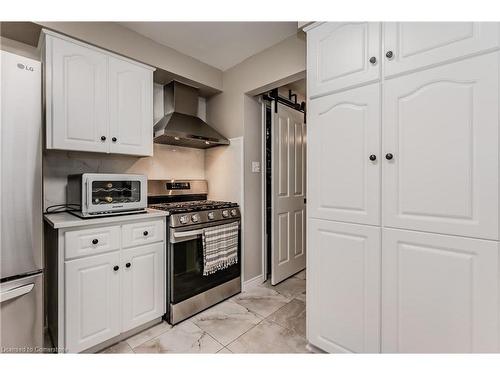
[
  {"left": 306, "top": 342, "right": 327, "bottom": 354},
  {"left": 242, "top": 274, "right": 266, "bottom": 291}
]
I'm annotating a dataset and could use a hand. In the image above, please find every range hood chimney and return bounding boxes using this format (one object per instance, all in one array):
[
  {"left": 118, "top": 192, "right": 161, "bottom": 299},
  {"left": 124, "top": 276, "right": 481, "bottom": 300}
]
[{"left": 153, "top": 81, "right": 229, "bottom": 149}]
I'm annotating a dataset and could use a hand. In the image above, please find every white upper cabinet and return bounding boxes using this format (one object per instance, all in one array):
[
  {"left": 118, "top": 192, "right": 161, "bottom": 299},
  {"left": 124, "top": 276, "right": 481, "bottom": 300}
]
[
  {"left": 46, "top": 36, "right": 109, "bottom": 153},
  {"left": 109, "top": 57, "right": 153, "bottom": 156},
  {"left": 307, "top": 22, "right": 381, "bottom": 98},
  {"left": 383, "top": 22, "right": 500, "bottom": 77},
  {"left": 383, "top": 53, "right": 499, "bottom": 240},
  {"left": 308, "top": 83, "right": 381, "bottom": 226},
  {"left": 308, "top": 219, "right": 381, "bottom": 353},
  {"left": 43, "top": 30, "right": 154, "bottom": 156},
  {"left": 382, "top": 228, "right": 499, "bottom": 353}
]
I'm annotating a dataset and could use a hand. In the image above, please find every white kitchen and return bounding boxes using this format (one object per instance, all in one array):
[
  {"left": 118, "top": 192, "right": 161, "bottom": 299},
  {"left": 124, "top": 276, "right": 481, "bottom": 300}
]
[{"left": 1, "top": 1, "right": 500, "bottom": 374}]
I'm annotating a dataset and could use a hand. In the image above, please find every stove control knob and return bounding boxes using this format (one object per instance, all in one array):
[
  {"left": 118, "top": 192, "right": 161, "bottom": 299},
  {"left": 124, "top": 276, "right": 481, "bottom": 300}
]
[
  {"left": 208, "top": 212, "right": 215, "bottom": 220},
  {"left": 222, "top": 210, "right": 230, "bottom": 218},
  {"left": 230, "top": 209, "right": 238, "bottom": 217},
  {"left": 191, "top": 214, "right": 200, "bottom": 223},
  {"left": 179, "top": 215, "right": 189, "bottom": 224}
]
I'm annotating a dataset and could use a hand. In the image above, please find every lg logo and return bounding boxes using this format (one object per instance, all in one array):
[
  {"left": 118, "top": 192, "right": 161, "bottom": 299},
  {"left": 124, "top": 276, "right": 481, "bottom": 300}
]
[{"left": 17, "top": 63, "right": 34, "bottom": 72}]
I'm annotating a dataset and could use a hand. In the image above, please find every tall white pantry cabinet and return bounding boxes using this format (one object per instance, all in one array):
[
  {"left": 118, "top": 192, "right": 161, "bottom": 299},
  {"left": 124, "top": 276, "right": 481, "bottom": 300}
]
[{"left": 305, "top": 22, "right": 500, "bottom": 353}]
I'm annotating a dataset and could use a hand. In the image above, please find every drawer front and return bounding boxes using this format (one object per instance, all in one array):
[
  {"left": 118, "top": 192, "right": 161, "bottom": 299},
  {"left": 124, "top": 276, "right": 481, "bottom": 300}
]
[
  {"left": 122, "top": 219, "right": 164, "bottom": 248},
  {"left": 65, "top": 226, "right": 121, "bottom": 260}
]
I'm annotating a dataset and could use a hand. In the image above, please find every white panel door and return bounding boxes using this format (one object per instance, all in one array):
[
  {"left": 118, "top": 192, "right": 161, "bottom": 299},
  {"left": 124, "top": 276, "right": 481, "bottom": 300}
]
[
  {"left": 48, "top": 35, "right": 108, "bottom": 152},
  {"left": 308, "top": 219, "right": 381, "bottom": 353},
  {"left": 307, "top": 22, "right": 380, "bottom": 98},
  {"left": 384, "top": 22, "right": 500, "bottom": 77},
  {"left": 109, "top": 57, "right": 153, "bottom": 156},
  {"left": 65, "top": 251, "right": 121, "bottom": 353},
  {"left": 271, "top": 103, "right": 307, "bottom": 285},
  {"left": 121, "top": 243, "right": 164, "bottom": 331},
  {"left": 383, "top": 53, "right": 499, "bottom": 239},
  {"left": 308, "top": 83, "right": 380, "bottom": 226},
  {"left": 382, "top": 228, "right": 499, "bottom": 353}
]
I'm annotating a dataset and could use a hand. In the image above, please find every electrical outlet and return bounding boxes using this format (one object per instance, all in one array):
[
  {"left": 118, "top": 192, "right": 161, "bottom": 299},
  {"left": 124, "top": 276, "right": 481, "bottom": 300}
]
[{"left": 251, "top": 161, "right": 261, "bottom": 173}]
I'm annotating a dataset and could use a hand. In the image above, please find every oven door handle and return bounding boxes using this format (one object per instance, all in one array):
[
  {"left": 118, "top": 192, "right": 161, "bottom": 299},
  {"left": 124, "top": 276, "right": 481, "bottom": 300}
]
[
  {"left": 170, "top": 228, "right": 204, "bottom": 243},
  {"left": 173, "top": 229, "right": 204, "bottom": 238}
]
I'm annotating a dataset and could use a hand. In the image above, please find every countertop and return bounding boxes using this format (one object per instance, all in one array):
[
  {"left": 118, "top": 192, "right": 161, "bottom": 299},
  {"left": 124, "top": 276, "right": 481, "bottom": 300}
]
[{"left": 44, "top": 208, "right": 168, "bottom": 229}]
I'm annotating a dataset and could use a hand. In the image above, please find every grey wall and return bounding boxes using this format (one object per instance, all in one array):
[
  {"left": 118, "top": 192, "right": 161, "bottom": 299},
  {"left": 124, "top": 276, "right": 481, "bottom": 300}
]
[
  {"left": 243, "top": 95, "right": 264, "bottom": 281},
  {"left": 36, "top": 22, "right": 223, "bottom": 91},
  {"left": 0, "top": 36, "right": 40, "bottom": 60},
  {"left": 206, "top": 32, "right": 306, "bottom": 282}
]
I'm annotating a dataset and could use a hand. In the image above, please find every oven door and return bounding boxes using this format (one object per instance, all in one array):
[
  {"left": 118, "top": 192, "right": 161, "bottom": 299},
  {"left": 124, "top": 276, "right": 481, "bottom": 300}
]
[
  {"left": 84, "top": 174, "right": 147, "bottom": 215},
  {"left": 169, "top": 220, "right": 241, "bottom": 304}
]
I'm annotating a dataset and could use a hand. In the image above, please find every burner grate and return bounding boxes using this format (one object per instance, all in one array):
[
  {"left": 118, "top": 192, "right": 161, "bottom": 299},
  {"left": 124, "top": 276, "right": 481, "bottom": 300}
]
[{"left": 149, "top": 200, "right": 238, "bottom": 214}]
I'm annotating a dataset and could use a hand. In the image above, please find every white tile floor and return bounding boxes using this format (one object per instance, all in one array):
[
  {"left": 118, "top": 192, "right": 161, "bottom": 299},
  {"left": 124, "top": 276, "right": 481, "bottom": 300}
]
[{"left": 101, "top": 269, "right": 309, "bottom": 354}]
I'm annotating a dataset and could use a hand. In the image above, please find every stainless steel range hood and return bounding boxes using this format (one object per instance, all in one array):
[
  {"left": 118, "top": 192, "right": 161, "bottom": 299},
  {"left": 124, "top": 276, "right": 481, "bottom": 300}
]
[{"left": 153, "top": 81, "right": 229, "bottom": 149}]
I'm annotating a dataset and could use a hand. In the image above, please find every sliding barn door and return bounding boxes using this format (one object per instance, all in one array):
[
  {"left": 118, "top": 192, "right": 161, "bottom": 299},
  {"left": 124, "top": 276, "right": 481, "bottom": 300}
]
[{"left": 271, "top": 102, "right": 307, "bottom": 285}]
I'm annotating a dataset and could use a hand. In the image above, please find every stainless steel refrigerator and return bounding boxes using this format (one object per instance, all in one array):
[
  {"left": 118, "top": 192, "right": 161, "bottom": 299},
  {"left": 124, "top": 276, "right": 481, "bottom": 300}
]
[{"left": 0, "top": 50, "right": 43, "bottom": 352}]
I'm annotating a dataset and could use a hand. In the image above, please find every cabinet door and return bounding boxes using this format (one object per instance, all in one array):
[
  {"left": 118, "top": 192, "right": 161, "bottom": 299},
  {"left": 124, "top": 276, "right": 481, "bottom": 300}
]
[
  {"left": 109, "top": 57, "right": 153, "bottom": 156},
  {"left": 382, "top": 228, "right": 499, "bottom": 353},
  {"left": 47, "top": 35, "right": 108, "bottom": 152},
  {"left": 308, "top": 83, "right": 380, "bottom": 226},
  {"left": 65, "top": 251, "right": 120, "bottom": 353},
  {"left": 121, "top": 243, "right": 164, "bottom": 331},
  {"left": 383, "top": 53, "right": 498, "bottom": 239},
  {"left": 308, "top": 219, "right": 381, "bottom": 353},
  {"left": 307, "top": 22, "right": 380, "bottom": 98},
  {"left": 384, "top": 22, "right": 500, "bottom": 77}
]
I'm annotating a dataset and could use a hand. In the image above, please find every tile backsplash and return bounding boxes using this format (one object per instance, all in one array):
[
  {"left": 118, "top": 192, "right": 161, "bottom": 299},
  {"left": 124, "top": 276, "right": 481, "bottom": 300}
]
[{"left": 43, "top": 144, "right": 205, "bottom": 210}]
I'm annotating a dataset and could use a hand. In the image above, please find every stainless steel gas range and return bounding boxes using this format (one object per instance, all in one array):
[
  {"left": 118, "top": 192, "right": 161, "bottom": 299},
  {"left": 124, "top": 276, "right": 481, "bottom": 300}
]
[{"left": 148, "top": 179, "right": 241, "bottom": 324}]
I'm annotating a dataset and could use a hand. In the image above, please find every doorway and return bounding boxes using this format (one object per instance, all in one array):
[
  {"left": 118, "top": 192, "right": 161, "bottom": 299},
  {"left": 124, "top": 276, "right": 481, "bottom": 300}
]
[{"left": 262, "top": 79, "right": 307, "bottom": 285}]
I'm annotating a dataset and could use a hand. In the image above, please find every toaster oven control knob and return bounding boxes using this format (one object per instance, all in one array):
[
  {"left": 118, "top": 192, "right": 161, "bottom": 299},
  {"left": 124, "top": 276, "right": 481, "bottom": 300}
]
[
  {"left": 208, "top": 212, "right": 215, "bottom": 220},
  {"left": 222, "top": 210, "right": 230, "bottom": 218},
  {"left": 230, "top": 209, "right": 237, "bottom": 217},
  {"left": 191, "top": 214, "right": 200, "bottom": 223},
  {"left": 179, "top": 215, "right": 189, "bottom": 224}
]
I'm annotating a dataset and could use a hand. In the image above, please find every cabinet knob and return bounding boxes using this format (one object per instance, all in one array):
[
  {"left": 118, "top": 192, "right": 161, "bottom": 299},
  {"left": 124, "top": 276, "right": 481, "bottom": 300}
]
[
  {"left": 369, "top": 154, "right": 377, "bottom": 161},
  {"left": 112, "top": 137, "right": 117, "bottom": 142},
  {"left": 126, "top": 262, "right": 131, "bottom": 268},
  {"left": 386, "top": 50, "right": 394, "bottom": 59},
  {"left": 385, "top": 153, "right": 394, "bottom": 160},
  {"left": 92, "top": 239, "right": 99, "bottom": 245},
  {"left": 113, "top": 265, "right": 119, "bottom": 271},
  {"left": 369, "top": 56, "right": 377, "bottom": 65},
  {"left": 143, "top": 231, "right": 149, "bottom": 236},
  {"left": 100, "top": 136, "right": 106, "bottom": 141}
]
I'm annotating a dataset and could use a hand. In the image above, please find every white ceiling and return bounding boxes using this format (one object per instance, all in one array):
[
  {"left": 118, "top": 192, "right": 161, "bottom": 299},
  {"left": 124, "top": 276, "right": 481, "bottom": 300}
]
[{"left": 119, "top": 22, "right": 298, "bottom": 71}]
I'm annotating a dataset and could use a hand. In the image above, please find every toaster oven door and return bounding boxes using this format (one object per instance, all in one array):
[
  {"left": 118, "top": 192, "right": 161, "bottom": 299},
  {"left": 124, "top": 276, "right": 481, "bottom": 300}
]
[{"left": 84, "top": 174, "right": 147, "bottom": 215}]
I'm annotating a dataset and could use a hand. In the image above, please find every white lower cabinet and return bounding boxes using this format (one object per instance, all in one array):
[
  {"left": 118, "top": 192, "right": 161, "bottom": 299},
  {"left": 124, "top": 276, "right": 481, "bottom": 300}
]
[
  {"left": 382, "top": 228, "right": 499, "bottom": 353},
  {"left": 308, "top": 219, "right": 381, "bottom": 353},
  {"left": 56, "top": 218, "right": 166, "bottom": 352},
  {"left": 122, "top": 243, "right": 164, "bottom": 331},
  {"left": 65, "top": 251, "right": 121, "bottom": 353}
]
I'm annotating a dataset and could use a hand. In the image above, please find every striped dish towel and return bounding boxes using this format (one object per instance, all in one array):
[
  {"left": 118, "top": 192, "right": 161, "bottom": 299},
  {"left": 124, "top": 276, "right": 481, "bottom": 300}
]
[{"left": 202, "top": 222, "right": 239, "bottom": 276}]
